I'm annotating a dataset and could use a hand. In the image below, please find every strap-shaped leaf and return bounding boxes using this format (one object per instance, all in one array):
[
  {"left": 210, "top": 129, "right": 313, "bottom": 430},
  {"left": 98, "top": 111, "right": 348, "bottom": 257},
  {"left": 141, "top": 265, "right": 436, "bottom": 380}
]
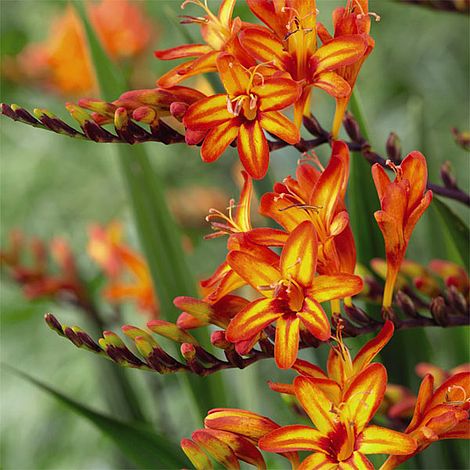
[
  {"left": 4, "top": 365, "right": 187, "bottom": 469},
  {"left": 432, "top": 197, "right": 470, "bottom": 271}
]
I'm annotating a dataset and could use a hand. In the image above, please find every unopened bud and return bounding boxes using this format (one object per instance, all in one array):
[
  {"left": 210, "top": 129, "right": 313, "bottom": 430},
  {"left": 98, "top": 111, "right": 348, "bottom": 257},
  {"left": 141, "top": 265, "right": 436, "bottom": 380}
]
[
  {"left": 430, "top": 296, "right": 448, "bottom": 326},
  {"left": 444, "top": 285, "right": 468, "bottom": 315},
  {"left": 132, "top": 106, "right": 156, "bottom": 124},
  {"left": 181, "top": 342, "right": 196, "bottom": 361},
  {"left": 343, "top": 111, "right": 362, "bottom": 142},
  {"left": 44, "top": 313, "right": 64, "bottom": 335},
  {"left": 170, "top": 101, "right": 189, "bottom": 121},
  {"left": 440, "top": 161, "right": 457, "bottom": 189},
  {"left": 382, "top": 306, "right": 398, "bottom": 323},
  {"left": 147, "top": 319, "right": 198, "bottom": 345},
  {"left": 134, "top": 336, "right": 154, "bottom": 358},
  {"left": 78, "top": 98, "right": 116, "bottom": 117},
  {"left": 386, "top": 132, "right": 402, "bottom": 163},
  {"left": 114, "top": 107, "right": 129, "bottom": 130},
  {"left": 211, "top": 330, "right": 230, "bottom": 349},
  {"left": 72, "top": 326, "right": 101, "bottom": 352},
  {"left": 451, "top": 127, "right": 470, "bottom": 151},
  {"left": 395, "top": 290, "right": 418, "bottom": 318},
  {"left": 63, "top": 326, "right": 83, "bottom": 347},
  {"left": 66, "top": 102, "right": 91, "bottom": 126},
  {"left": 344, "top": 304, "right": 372, "bottom": 324}
]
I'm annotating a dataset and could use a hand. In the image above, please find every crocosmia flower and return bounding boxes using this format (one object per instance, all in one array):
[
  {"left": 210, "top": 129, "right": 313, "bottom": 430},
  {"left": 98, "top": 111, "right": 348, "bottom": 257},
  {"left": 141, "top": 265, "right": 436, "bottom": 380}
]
[
  {"left": 372, "top": 152, "right": 433, "bottom": 307},
  {"left": 259, "top": 366, "right": 417, "bottom": 469},
  {"left": 183, "top": 53, "right": 301, "bottom": 179},
  {"left": 225, "top": 221, "right": 363, "bottom": 369},
  {"left": 241, "top": 0, "right": 368, "bottom": 127}
]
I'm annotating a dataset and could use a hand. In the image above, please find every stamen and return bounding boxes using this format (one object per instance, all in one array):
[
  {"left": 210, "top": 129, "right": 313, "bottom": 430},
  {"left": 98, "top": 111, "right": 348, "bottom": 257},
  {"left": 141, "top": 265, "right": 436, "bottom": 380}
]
[
  {"left": 279, "top": 203, "right": 321, "bottom": 213},
  {"left": 445, "top": 385, "right": 469, "bottom": 405},
  {"left": 357, "top": 12, "right": 381, "bottom": 22}
]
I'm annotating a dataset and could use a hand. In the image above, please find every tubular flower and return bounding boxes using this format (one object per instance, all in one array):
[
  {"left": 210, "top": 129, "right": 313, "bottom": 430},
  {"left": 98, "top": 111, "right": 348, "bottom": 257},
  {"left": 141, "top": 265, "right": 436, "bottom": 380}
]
[
  {"left": 0, "top": 231, "right": 86, "bottom": 304},
  {"left": 183, "top": 53, "right": 301, "bottom": 179},
  {"left": 225, "top": 221, "right": 363, "bottom": 369},
  {"left": 241, "top": 0, "right": 368, "bottom": 127},
  {"left": 317, "top": 0, "right": 377, "bottom": 138},
  {"left": 259, "top": 366, "right": 417, "bottom": 469},
  {"left": 182, "top": 408, "right": 299, "bottom": 469},
  {"left": 155, "top": 0, "right": 254, "bottom": 87},
  {"left": 372, "top": 151, "right": 433, "bottom": 307},
  {"left": 5, "top": 1, "right": 152, "bottom": 96},
  {"left": 260, "top": 141, "right": 357, "bottom": 276},
  {"left": 269, "top": 319, "right": 395, "bottom": 395},
  {"left": 381, "top": 371, "right": 470, "bottom": 469},
  {"left": 87, "top": 223, "right": 158, "bottom": 318},
  {"left": 428, "top": 259, "right": 470, "bottom": 294}
]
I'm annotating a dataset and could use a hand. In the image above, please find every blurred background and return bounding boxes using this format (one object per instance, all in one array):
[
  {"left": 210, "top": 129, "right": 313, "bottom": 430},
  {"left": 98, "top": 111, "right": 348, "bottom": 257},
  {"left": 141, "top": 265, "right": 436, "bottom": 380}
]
[{"left": 1, "top": 0, "right": 469, "bottom": 468}]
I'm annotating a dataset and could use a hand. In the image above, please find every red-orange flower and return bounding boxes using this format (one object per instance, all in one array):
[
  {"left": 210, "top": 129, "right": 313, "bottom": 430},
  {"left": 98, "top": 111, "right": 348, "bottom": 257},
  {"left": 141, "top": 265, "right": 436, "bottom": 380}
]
[
  {"left": 260, "top": 141, "right": 356, "bottom": 276},
  {"left": 269, "top": 320, "right": 395, "bottom": 395},
  {"left": 382, "top": 372, "right": 470, "bottom": 469},
  {"left": 155, "top": 0, "right": 254, "bottom": 87},
  {"left": 241, "top": 0, "right": 368, "bottom": 127},
  {"left": 317, "top": 0, "right": 377, "bottom": 137},
  {"left": 88, "top": 223, "right": 158, "bottom": 317},
  {"left": 372, "top": 152, "right": 433, "bottom": 307},
  {"left": 183, "top": 53, "right": 301, "bottom": 179},
  {"left": 6, "top": 2, "right": 152, "bottom": 96},
  {"left": 225, "top": 221, "right": 363, "bottom": 369},
  {"left": 259, "top": 366, "right": 417, "bottom": 469}
]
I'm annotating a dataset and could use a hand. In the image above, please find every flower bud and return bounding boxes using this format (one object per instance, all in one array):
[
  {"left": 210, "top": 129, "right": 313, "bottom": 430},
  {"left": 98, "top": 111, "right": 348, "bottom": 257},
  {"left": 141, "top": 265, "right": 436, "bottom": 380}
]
[
  {"left": 395, "top": 290, "right": 418, "bottom": 318},
  {"left": 302, "top": 113, "right": 324, "bottom": 137},
  {"left": 386, "top": 132, "right": 402, "bottom": 163},
  {"left": 440, "top": 161, "right": 457, "bottom": 189},
  {"left": 211, "top": 330, "right": 230, "bottom": 349},
  {"left": 430, "top": 296, "right": 448, "bottom": 326},
  {"left": 170, "top": 101, "right": 189, "bottom": 121},
  {"left": 343, "top": 111, "right": 362, "bottom": 142}
]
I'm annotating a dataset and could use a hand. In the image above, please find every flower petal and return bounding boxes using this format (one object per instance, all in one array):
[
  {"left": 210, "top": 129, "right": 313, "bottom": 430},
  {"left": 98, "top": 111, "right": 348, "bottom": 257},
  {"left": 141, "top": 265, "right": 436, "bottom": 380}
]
[
  {"left": 233, "top": 171, "right": 253, "bottom": 231},
  {"left": 239, "top": 27, "right": 286, "bottom": 65},
  {"left": 352, "top": 320, "right": 394, "bottom": 374},
  {"left": 191, "top": 430, "right": 240, "bottom": 469},
  {"left": 226, "top": 297, "right": 284, "bottom": 342},
  {"left": 311, "top": 274, "right": 363, "bottom": 303},
  {"left": 226, "top": 249, "right": 280, "bottom": 294},
  {"left": 298, "top": 453, "right": 337, "bottom": 470},
  {"left": 358, "top": 425, "right": 417, "bottom": 455},
  {"left": 275, "top": 315, "right": 301, "bottom": 369},
  {"left": 340, "top": 451, "right": 374, "bottom": 469},
  {"left": 297, "top": 296, "right": 331, "bottom": 341},
  {"left": 281, "top": 221, "right": 317, "bottom": 288},
  {"left": 314, "top": 71, "right": 351, "bottom": 98},
  {"left": 294, "top": 376, "right": 336, "bottom": 434},
  {"left": 343, "top": 363, "right": 387, "bottom": 433},
  {"left": 216, "top": 53, "right": 251, "bottom": 96},
  {"left": 181, "top": 438, "right": 213, "bottom": 470},
  {"left": 238, "top": 119, "right": 270, "bottom": 179},
  {"left": 155, "top": 43, "right": 212, "bottom": 60},
  {"left": 312, "top": 35, "right": 367, "bottom": 75},
  {"left": 293, "top": 359, "right": 329, "bottom": 380},
  {"left": 205, "top": 408, "right": 279, "bottom": 440},
  {"left": 255, "top": 77, "right": 301, "bottom": 112},
  {"left": 259, "top": 111, "right": 300, "bottom": 144},
  {"left": 259, "top": 425, "right": 327, "bottom": 453},
  {"left": 183, "top": 94, "right": 233, "bottom": 130},
  {"left": 201, "top": 119, "right": 240, "bottom": 162}
]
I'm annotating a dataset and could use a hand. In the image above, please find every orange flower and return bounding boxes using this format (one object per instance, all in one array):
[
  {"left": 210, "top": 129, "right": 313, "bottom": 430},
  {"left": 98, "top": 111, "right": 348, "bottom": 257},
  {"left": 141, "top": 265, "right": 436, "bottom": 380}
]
[
  {"left": 382, "top": 372, "right": 470, "bottom": 469},
  {"left": 183, "top": 53, "right": 301, "bottom": 179},
  {"left": 428, "top": 259, "right": 469, "bottom": 294},
  {"left": 317, "top": 0, "right": 377, "bottom": 137},
  {"left": 155, "top": 0, "right": 254, "bottom": 87},
  {"left": 269, "top": 320, "right": 395, "bottom": 394},
  {"left": 241, "top": 0, "right": 368, "bottom": 127},
  {"left": 182, "top": 408, "right": 299, "bottom": 469},
  {"left": 88, "top": 223, "right": 158, "bottom": 317},
  {"left": 9, "top": 1, "right": 152, "bottom": 96},
  {"left": 225, "top": 221, "right": 363, "bottom": 369},
  {"left": 259, "top": 366, "right": 417, "bottom": 468},
  {"left": 372, "top": 152, "right": 433, "bottom": 307},
  {"left": 260, "top": 141, "right": 356, "bottom": 276}
]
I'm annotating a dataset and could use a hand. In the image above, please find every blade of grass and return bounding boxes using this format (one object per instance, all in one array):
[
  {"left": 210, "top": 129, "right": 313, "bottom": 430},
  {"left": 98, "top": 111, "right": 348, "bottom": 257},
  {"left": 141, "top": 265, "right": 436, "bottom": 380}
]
[{"left": 4, "top": 365, "right": 187, "bottom": 469}]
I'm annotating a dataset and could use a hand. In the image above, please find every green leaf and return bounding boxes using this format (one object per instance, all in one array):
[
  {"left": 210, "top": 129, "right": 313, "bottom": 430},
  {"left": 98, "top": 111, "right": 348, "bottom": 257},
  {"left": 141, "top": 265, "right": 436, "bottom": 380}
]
[
  {"left": 3, "top": 365, "right": 187, "bottom": 470},
  {"left": 72, "top": 2, "right": 227, "bottom": 418},
  {"left": 348, "top": 91, "right": 384, "bottom": 264},
  {"left": 431, "top": 197, "right": 469, "bottom": 271}
]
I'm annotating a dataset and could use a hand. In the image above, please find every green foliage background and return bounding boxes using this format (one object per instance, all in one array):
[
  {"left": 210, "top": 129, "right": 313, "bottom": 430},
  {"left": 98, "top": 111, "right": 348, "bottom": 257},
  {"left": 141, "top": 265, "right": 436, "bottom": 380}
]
[{"left": 1, "top": 1, "right": 469, "bottom": 468}]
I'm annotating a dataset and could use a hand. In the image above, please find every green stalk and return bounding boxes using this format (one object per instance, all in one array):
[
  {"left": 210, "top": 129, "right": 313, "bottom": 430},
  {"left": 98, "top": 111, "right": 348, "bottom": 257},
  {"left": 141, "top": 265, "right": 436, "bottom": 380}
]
[
  {"left": 73, "top": 1, "right": 226, "bottom": 422},
  {"left": 348, "top": 91, "right": 384, "bottom": 265}
]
